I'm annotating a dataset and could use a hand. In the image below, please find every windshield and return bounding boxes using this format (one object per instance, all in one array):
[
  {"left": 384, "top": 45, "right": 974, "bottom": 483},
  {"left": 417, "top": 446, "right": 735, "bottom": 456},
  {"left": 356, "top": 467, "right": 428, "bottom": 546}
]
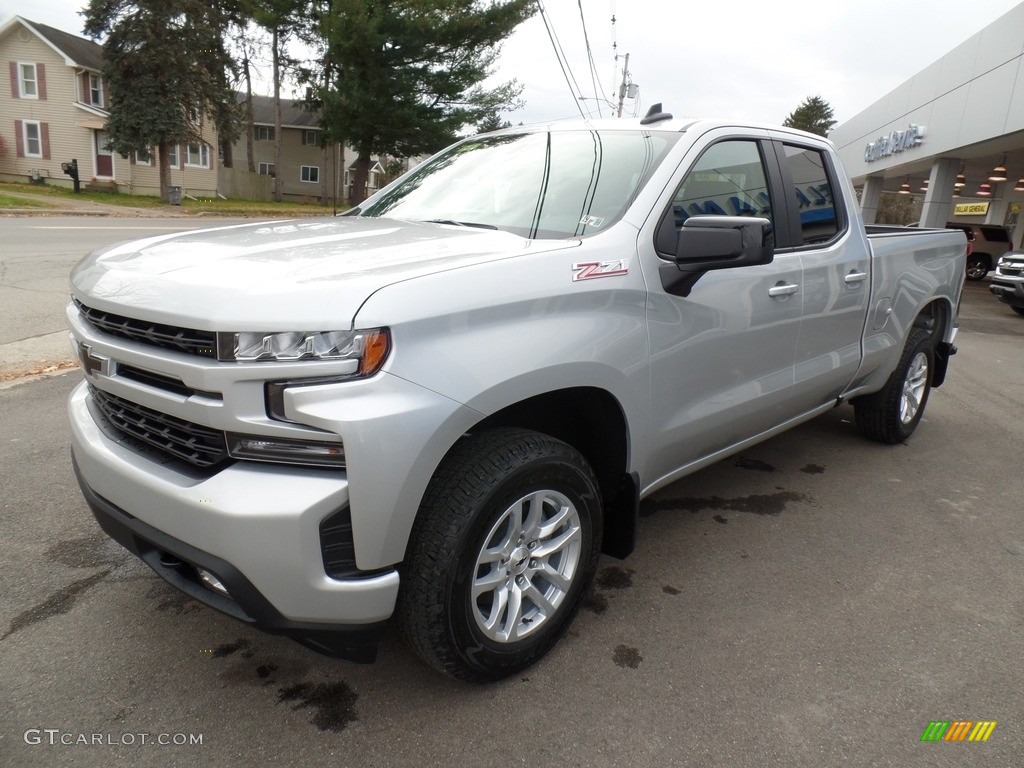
[{"left": 359, "top": 130, "right": 680, "bottom": 239}]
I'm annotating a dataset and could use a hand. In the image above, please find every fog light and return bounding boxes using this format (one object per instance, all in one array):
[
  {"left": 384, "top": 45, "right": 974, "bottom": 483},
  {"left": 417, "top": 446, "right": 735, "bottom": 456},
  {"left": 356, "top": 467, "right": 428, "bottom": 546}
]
[
  {"left": 226, "top": 433, "right": 345, "bottom": 468},
  {"left": 197, "top": 568, "right": 229, "bottom": 596}
]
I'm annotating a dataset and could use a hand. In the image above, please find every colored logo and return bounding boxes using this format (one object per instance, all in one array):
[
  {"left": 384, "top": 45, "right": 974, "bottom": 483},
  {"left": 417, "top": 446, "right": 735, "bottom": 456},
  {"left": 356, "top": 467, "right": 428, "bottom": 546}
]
[{"left": 920, "top": 721, "right": 997, "bottom": 742}]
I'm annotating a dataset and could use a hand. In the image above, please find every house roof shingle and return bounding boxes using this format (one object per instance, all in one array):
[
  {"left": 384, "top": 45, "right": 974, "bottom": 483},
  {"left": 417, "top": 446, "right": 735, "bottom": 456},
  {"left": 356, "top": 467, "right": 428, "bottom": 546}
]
[
  {"left": 18, "top": 17, "right": 104, "bottom": 71},
  {"left": 244, "top": 93, "right": 320, "bottom": 130}
]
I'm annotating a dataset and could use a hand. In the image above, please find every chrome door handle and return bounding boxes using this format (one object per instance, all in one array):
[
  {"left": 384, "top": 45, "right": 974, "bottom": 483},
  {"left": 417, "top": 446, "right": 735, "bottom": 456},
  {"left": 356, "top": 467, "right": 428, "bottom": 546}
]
[
  {"left": 844, "top": 270, "right": 868, "bottom": 284},
  {"left": 768, "top": 283, "right": 799, "bottom": 297}
]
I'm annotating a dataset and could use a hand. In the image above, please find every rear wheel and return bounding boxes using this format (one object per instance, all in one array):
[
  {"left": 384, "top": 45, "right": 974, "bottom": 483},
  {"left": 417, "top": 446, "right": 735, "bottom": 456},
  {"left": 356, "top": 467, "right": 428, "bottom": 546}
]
[
  {"left": 399, "top": 428, "right": 602, "bottom": 681},
  {"left": 965, "top": 255, "right": 989, "bottom": 281},
  {"left": 854, "top": 328, "right": 934, "bottom": 444}
]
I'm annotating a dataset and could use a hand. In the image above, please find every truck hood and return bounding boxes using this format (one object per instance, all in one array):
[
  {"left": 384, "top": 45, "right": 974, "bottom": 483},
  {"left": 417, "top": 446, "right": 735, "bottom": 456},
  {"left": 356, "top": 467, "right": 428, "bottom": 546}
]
[{"left": 70, "top": 217, "right": 579, "bottom": 330}]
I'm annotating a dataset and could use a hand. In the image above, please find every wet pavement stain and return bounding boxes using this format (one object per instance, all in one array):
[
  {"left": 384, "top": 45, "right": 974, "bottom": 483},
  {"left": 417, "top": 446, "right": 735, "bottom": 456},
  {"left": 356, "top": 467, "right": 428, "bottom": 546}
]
[
  {"left": 641, "top": 490, "right": 808, "bottom": 518},
  {"left": 1, "top": 568, "right": 112, "bottom": 641},
  {"left": 713, "top": 515, "right": 728, "bottom": 524},
  {"left": 46, "top": 534, "right": 120, "bottom": 568},
  {"left": 801, "top": 464, "right": 826, "bottom": 475},
  {"left": 257, "top": 664, "right": 278, "bottom": 679},
  {"left": 613, "top": 644, "right": 642, "bottom": 669},
  {"left": 734, "top": 458, "right": 775, "bottom": 472},
  {"left": 596, "top": 566, "right": 633, "bottom": 590},
  {"left": 662, "top": 585, "right": 680, "bottom": 595},
  {"left": 212, "top": 638, "right": 251, "bottom": 658},
  {"left": 146, "top": 584, "right": 201, "bottom": 615},
  {"left": 278, "top": 681, "right": 359, "bottom": 732},
  {"left": 582, "top": 589, "right": 609, "bottom": 614}
]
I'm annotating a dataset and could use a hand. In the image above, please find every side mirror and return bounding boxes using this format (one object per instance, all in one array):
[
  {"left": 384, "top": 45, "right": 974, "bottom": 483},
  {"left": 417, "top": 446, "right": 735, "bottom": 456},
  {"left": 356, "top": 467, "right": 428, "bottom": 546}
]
[{"left": 659, "top": 215, "right": 774, "bottom": 296}]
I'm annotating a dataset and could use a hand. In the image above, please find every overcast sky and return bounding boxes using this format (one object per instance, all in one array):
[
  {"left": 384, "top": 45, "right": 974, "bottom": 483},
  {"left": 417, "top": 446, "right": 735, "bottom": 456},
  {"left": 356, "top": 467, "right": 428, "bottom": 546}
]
[{"left": 3, "top": 0, "right": 1022, "bottom": 130}]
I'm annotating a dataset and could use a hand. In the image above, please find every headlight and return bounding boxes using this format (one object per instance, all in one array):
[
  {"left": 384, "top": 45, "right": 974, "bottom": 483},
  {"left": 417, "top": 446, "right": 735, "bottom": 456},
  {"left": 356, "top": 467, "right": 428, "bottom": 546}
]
[{"left": 231, "top": 328, "right": 390, "bottom": 373}]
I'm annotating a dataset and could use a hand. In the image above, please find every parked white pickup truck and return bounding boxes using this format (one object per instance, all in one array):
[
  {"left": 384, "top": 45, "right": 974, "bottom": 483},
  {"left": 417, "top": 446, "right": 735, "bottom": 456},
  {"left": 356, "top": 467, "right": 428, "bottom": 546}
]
[{"left": 68, "top": 107, "right": 966, "bottom": 681}]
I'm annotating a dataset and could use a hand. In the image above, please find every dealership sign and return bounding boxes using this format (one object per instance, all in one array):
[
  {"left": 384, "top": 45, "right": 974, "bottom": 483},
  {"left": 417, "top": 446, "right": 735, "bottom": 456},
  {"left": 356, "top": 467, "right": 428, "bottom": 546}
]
[{"left": 864, "top": 124, "right": 925, "bottom": 162}]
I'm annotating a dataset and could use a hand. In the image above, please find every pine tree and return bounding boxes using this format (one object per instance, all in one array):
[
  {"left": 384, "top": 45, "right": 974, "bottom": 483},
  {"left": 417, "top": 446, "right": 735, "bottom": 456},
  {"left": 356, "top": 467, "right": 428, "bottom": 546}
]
[
  {"left": 311, "top": 0, "right": 534, "bottom": 204},
  {"left": 782, "top": 96, "right": 837, "bottom": 137},
  {"left": 84, "top": 0, "right": 242, "bottom": 201}
]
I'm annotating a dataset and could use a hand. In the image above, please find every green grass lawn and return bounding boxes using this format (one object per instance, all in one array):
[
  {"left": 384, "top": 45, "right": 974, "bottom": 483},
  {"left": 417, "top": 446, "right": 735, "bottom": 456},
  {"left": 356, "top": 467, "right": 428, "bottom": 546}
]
[
  {"left": 0, "top": 192, "right": 54, "bottom": 208},
  {"left": 0, "top": 181, "right": 344, "bottom": 217}
]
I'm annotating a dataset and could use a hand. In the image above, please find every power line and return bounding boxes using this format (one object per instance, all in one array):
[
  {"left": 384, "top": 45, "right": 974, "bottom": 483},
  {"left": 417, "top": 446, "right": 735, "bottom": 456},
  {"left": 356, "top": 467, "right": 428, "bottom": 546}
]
[
  {"left": 536, "top": 0, "right": 590, "bottom": 118},
  {"left": 577, "top": 0, "right": 606, "bottom": 117}
]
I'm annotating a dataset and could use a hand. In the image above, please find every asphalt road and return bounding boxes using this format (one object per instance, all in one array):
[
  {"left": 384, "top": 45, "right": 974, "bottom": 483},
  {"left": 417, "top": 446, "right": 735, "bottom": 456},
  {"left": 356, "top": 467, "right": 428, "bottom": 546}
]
[
  {"left": 0, "top": 217, "right": 252, "bottom": 376},
  {"left": 0, "top": 280, "right": 1022, "bottom": 768}
]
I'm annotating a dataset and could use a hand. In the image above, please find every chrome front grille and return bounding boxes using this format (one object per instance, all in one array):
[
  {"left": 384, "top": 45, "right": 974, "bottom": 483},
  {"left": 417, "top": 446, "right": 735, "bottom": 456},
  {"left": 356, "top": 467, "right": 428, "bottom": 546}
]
[
  {"left": 75, "top": 299, "right": 219, "bottom": 358},
  {"left": 997, "top": 262, "right": 1024, "bottom": 278},
  {"left": 89, "top": 385, "right": 229, "bottom": 468}
]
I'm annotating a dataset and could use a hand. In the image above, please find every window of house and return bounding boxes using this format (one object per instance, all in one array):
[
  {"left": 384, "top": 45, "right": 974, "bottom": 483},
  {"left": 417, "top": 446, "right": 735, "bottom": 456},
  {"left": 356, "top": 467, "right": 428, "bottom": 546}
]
[
  {"left": 187, "top": 106, "right": 200, "bottom": 124},
  {"left": 300, "top": 165, "right": 319, "bottom": 183},
  {"left": 18, "top": 62, "right": 38, "bottom": 98},
  {"left": 165, "top": 145, "right": 179, "bottom": 168},
  {"left": 258, "top": 162, "right": 275, "bottom": 176},
  {"left": 185, "top": 144, "right": 209, "bottom": 168},
  {"left": 134, "top": 148, "right": 152, "bottom": 166},
  {"left": 89, "top": 73, "right": 102, "bottom": 106},
  {"left": 23, "top": 120, "right": 42, "bottom": 157},
  {"left": 302, "top": 130, "right": 318, "bottom": 146},
  {"left": 254, "top": 126, "right": 274, "bottom": 141}
]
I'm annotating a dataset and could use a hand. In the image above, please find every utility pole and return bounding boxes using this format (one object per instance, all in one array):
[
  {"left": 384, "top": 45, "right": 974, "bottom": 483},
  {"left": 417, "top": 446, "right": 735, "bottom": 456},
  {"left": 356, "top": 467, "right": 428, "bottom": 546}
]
[{"left": 616, "top": 53, "right": 630, "bottom": 118}]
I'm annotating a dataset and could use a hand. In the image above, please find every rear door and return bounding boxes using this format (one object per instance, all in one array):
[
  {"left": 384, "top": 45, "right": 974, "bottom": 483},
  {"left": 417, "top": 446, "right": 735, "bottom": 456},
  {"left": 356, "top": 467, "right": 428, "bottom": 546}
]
[{"left": 771, "top": 138, "right": 871, "bottom": 403}]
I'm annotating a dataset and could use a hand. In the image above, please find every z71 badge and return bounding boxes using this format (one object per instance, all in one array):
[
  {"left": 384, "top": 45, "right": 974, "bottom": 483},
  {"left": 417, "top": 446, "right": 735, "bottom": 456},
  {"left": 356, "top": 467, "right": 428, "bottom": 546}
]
[{"left": 571, "top": 259, "right": 630, "bottom": 282}]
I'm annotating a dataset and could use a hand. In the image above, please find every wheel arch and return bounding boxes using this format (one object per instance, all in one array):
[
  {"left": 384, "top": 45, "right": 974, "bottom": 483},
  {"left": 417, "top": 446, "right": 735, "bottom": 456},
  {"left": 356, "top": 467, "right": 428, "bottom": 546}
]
[
  {"left": 469, "top": 387, "right": 638, "bottom": 559},
  {"left": 913, "top": 297, "right": 956, "bottom": 388}
]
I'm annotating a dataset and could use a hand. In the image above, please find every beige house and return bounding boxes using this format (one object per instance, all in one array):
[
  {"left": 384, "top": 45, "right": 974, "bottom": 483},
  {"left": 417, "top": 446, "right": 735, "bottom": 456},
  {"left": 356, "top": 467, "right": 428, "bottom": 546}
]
[
  {"left": 235, "top": 94, "right": 387, "bottom": 203},
  {"left": 0, "top": 16, "right": 218, "bottom": 197}
]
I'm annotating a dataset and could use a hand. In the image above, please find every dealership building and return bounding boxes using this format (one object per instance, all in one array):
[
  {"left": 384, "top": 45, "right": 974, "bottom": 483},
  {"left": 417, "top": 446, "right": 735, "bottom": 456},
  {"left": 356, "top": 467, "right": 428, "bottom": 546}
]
[{"left": 829, "top": 2, "right": 1024, "bottom": 253}]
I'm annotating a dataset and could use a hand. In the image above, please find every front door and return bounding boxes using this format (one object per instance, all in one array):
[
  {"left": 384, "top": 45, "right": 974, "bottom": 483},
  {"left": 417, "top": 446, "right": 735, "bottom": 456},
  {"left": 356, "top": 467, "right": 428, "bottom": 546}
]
[
  {"left": 644, "top": 136, "right": 805, "bottom": 487},
  {"left": 95, "top": 130, "right": 113, "bottom": 178}
]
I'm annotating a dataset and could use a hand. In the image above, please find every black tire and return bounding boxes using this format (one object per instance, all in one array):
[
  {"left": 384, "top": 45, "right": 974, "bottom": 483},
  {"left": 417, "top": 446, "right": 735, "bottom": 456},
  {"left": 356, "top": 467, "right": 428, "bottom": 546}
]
[
  {"left": 1011, "top": 306, "right": 1024, "bottom": 317},
  {"left": 398, "top": 428, "right": 602, "bottom": 682},
  {"left": 965, "top": 254, "right": 989, "bottom": 281},
  {"left": 854, "top": 327, "right": 934, "bottom": 444}
]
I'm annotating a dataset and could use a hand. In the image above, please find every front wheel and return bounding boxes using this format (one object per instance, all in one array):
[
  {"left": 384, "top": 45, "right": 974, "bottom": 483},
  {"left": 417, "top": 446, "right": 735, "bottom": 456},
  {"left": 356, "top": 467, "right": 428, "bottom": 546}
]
[
  {"left": 398, "top": 428, "right": 603, "bottom": 681},
  {"left": 854, "top": 327, "right": 934, "bottom": 443}
]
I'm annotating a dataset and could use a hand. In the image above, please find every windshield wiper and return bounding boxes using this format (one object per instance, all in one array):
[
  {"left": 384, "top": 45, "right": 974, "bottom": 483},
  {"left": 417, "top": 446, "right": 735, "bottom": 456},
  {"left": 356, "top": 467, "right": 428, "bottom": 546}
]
[{"left": 425, "top": 219, "right": 498, "bottom": 230}]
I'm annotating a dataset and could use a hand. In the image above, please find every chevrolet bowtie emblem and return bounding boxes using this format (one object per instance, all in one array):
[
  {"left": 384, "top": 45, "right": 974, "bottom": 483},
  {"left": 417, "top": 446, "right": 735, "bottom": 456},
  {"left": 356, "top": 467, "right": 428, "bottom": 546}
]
[{"left": 77, "top": 342, "right": 112, "bottom": 377}]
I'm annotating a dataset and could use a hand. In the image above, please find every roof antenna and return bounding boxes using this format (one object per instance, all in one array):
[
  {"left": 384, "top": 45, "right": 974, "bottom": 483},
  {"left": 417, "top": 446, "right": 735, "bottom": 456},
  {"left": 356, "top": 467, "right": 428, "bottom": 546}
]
[{"left": 640, "top": 103, "right": 672, "bottom": 125}]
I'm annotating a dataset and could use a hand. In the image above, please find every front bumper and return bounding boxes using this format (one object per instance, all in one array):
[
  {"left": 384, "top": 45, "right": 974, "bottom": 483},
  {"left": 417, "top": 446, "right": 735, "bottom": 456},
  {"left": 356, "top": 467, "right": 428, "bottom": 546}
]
[
  {"left": 68, "top": 381, "right": 400, "bottom": 661},
  {"left": 989, "top": 277, "right": 1024, "bottom": 308}
]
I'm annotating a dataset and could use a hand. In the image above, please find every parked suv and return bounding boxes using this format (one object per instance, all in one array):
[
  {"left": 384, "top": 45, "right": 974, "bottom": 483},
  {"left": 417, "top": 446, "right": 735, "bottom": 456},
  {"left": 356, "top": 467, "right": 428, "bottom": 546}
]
[
  {"left": 946, "top": 223, "right": 1013, "bottom": 280},
  {"left": 989, "top": 250, "right": 1024, "bottom": 315}
]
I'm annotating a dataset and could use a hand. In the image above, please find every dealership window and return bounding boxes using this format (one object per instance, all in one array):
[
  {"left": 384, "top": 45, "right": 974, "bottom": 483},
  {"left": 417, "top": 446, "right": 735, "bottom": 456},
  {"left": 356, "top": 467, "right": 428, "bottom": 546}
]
[
  {"left": 302, "top": 129, "right": 319, "bottom": 146},
  {"left": 254, "top": 126, "right": 274, "bottom": 141},
  {"left": 300, "top": 165, "right": 319, "bottom": 183},
  {"left": 18, "top": 62, "right": 38, "bottom": 98},
  {"left": 185, "top": 144, "right": 209, "bottom": 168},
  {"left": 258, "top": 162, "right": 275, "bottom": 176}
]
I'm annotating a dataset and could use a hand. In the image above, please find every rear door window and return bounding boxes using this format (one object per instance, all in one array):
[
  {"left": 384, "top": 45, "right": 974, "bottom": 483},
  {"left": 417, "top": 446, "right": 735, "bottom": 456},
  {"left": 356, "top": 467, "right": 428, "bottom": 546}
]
[{"left": 783, "top": 144, "right": 840, "bottom": 245}]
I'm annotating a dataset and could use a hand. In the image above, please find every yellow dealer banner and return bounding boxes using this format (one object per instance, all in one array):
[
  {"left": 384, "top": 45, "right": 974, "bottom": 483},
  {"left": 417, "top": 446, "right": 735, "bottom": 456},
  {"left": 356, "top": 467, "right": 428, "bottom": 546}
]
[{"left": 954, "top": 202, "right": 990, "bottom": 216}]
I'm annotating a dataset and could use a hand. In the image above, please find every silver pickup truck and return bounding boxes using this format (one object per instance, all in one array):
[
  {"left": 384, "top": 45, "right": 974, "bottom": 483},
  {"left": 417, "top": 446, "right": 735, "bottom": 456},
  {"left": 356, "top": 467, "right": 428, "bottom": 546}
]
[{"left": 67, "top": 109, "right": 967, "bottom": 681}]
